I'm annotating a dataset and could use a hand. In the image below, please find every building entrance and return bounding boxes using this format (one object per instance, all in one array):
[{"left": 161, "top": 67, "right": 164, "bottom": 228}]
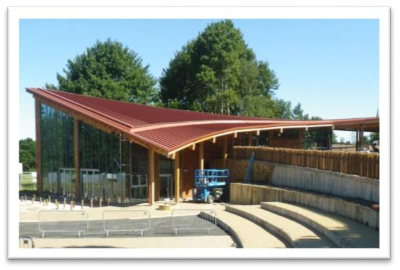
[
  {"left": 58, "top": 168, "right": 75, "bottom": 197},
  {"left": 80, "top": 168, "right": 100, "bottom": 199},
  {"left": 160, "top": 174, "right": 173, "bottom": 199},
  {"left": 159, "top": 156, "right": 174, "bottom": 200},
  {"left": 130, "top": 174, "right": 148, "bottom": 200}
]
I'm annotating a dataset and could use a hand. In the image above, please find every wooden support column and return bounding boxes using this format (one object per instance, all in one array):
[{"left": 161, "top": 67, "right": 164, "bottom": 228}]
[
  {"left": 148, "top": 148, "right": 155, "bottom": 206},
  {"left": 74, "top": 118, "right": 80, "bottom": 198},
  {"left": 223, "top": 136, "right": 228, "bottom": 169},
  {"left": 248, "top": 133, "right": 253, "bottom": 146},
  {"left": 360, "top": 126, "right": 365, "bottom": 150},
  {"left": 356, "top": 130, "right": 361, "bottom": 151},
  {"left": 199, "top": 142, "right": 204, "bottom": 170},
  {"left": 123, "top": 141, "right": 131, "bottom": 201},
  {"left": 35, "top": 99, "right": 42, "bottom": 196},
  {"left": 174, "top": 151, "right": 181, "bottom": 203},
  {"left": 154, "top": 153, "right": 160, "bottom": 202}
]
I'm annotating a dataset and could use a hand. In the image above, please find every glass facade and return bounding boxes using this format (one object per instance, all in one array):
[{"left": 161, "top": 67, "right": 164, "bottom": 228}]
[
  {"left": 159, "top": 155, "right": 174, "bottom": 199},
  {"left": 129, "top": 143, "right": 148, "bottom": 201},
  {"left": 40, "top": 103, "right": 75, "bottom": 196},
  {"left": 40, "top": 102, "right": 153, "bottom": 204},
  {"left": 79, "top": 122, "right": 123, "bottom": 200}
]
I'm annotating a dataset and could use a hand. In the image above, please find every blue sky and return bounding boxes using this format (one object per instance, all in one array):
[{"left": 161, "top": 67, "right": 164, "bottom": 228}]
[{"left": 19, "top": 19, "right": 379, "bottom": 142}]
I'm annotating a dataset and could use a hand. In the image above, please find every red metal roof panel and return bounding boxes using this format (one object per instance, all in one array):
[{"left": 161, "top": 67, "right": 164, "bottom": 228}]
[{"left": 26, "top": 88, "right": 379, "bottom": 154}]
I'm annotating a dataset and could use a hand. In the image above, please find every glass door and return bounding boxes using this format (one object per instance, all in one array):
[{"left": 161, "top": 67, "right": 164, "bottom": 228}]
[
  {"left": 159, "top": 156, "right": 174, "bottom": 200},
  {"left": 58, "top": 168, "right": 75, "bottom": 197},
  {"left": 130, "top": 174, "right": 148, "bottom": 200},
  {"left": 80, "top": 168, "right": 100, "bottom": 199}
]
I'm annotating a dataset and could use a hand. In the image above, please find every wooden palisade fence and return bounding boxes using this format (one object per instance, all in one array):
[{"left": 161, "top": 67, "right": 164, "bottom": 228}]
[{"left": 233, "top": 146, "right": 379, "bottom": 180}]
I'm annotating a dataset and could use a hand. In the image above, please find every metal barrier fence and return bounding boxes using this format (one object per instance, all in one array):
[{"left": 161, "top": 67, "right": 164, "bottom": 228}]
[
  {"left": 103, "top": 210, "right": 151, "bottom": 237},
  {"left": 171, "top": 209, "right": 217, "bottom": 235},
  {"left": 38, "top": 210, "right": 89, "bottom": 238},
  {"left": 19, "top": 237, "right": 35, "bottom": 248}
]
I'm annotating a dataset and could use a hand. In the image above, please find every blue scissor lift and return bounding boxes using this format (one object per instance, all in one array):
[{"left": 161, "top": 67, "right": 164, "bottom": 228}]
[{"left": 192, "top": 169, "right": 229, "bottom": 203}]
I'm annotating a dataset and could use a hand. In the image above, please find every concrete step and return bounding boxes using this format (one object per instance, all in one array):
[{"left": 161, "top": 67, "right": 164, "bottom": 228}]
[
  {"left": 261, "top": 202, "right": 379, "bottom": 248},
  {"left": 215, "top": 207, "right": 287, "bottom": 248},
  {"left": 226, "top": 204, "right": 336, "bottom": 248}
]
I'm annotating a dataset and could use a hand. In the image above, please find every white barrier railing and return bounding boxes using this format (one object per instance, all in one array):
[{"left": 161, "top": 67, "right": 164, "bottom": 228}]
[
  {"left": 171, "top": 209, "right": 217, "bottom": 235},
  {"left": 19, "top": 237, "right": 35, "bottom": 248},
  {"left": 38, "top": 210, "right": 89, "bottom": 237},
  {"left": 103, "top": 210, "right": 151, "bottom": 237}
]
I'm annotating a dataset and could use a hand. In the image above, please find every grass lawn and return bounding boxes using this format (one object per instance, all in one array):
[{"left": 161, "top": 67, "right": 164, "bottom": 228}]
[{"left": 20, "top": 174, "right": 36, "bottom": 191}]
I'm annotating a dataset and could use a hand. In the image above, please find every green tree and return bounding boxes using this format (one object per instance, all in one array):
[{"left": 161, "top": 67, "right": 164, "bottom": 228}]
[
  {"left": 242, "top": 95, "right": 276, "bottom": 118},
  {"left": 370, "top": 132, "right": 379, "bottom": 142},
  {"left": 272, "top": 99, "right": 293, "bottom": 119},
  {"left": 19, "top": 138, "right": 36, "bottom": 172},
  {"left": 293, "top": 103, "right": 310, "bottom": 120},
  {"left": 46, "top": 39, "right": 158, "bottom": 104},
  {"left": 331, "top": 132, "right": 338, "bottom": 144},
  {"left": 160, "top": 20, "right": 279, "bottom": 116}
]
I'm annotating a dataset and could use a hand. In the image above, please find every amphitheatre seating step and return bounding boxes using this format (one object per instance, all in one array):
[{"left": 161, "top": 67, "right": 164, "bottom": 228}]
[
  {"left": 214, "top": 207, "right": 286, "bottom": 248},
  {"left": 261, "top": 202, "right": 379, "bottom": 248},
  {"left": 226, "top": 204, "right": 336, "bottom": 248}
]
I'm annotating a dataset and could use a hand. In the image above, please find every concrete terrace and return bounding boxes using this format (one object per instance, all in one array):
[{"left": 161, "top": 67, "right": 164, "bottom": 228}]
[{"left": 19, "top": 188, "right": 379, "bottom": 249}]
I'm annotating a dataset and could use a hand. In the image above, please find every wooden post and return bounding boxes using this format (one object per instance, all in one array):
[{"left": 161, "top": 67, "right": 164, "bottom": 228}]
[
  {"left": 154, "top": 153, "right": 160, "bottom": 202},
  {"left": 35, "top": 99, "right": 42, "bottom": 197},
  {"left": 199, "top": 142, "right": 204, "bottom": 170},
  {"left": 355, "top": 130, "right": 359, "bottom": 151},
  {"left": 248, "top": 133, "right": 252, "bottom": 146},
  {"left": 74, "top": 118, "right": 80, "bottom": 199},
  {"left": 174, "top": 151, "right": 181, "bottom": 203},
  {"left": 148, "top": 148, "right": 155, "bottom": 206},
  {"left": 124, "top": 141, "right": 131, "bottom": 202},
  {"left": 360, "top": 125, "right": 365, "bottom": 150},
  {"left": 223, "top": 136, "right": 228, "bottom": 169}
]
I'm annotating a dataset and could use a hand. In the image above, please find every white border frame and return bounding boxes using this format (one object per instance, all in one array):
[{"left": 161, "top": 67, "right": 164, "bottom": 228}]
[{"left": 8, "top": 6, "right": 390, "bottom": 259}]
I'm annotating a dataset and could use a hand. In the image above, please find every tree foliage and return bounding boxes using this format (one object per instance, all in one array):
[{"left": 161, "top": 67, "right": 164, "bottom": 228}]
[
  {"left": 19, "top": 138, "right": 36, "bottom": 172},
  {"left": 160, "top": 20, "right": 279, "bottom": 116},
  {"left": 293, "top": 103, "right": 310, "bottom": 120},
  {"left": 46, "top": 39, "right": 158, "bottom": 104},
  {"left": 273, "top": 99, "right": 293, "bottom": 119}
]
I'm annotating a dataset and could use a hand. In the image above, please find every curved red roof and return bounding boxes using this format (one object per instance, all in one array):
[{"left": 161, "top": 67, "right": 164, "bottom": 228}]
[{"left": 27, "top": 88, "right": 379, "bottom": 155}]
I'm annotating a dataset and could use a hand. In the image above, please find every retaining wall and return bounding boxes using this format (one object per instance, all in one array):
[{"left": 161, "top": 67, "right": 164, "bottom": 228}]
[
  {"left": 230, "top": 183, "right": 379, "bottom": 230},
  {"left": 215, "top": 159, "right": 379, "bottom": 203}
]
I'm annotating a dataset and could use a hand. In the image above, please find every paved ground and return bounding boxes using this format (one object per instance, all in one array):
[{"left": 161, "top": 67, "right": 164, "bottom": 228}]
[
  {"left": 19, "top": 200, "right": 237, "bottom": 248},
  {"left": 19, "top": 198, "right": 379, "bottom": 249},
  {"left": 20, "top": 216, "right": 229, "bottom": 238},
  {"left": 26, "top": 236, "right": 236, "bottom": 249}
]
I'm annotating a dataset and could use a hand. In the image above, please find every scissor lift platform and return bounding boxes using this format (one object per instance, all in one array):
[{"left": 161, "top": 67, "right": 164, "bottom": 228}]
[{"left": 193, "top": 169, "right": 229, "bottom": 203}]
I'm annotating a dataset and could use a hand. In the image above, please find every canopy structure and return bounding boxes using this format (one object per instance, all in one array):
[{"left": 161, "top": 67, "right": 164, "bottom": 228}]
[
  {"left": 27, "top": 87, "right": 380, "bottom": 204},
  {"left": 27, "top": 88, "right": 379, "bottom": 156}
]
